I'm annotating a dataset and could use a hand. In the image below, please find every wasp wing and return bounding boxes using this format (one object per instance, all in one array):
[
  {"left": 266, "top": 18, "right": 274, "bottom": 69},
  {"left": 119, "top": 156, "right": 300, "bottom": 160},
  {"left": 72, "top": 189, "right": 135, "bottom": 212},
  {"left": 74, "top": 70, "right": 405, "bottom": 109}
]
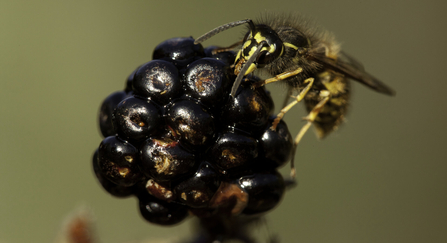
[
  {"left": 308, "top": 52, "right": 395, "bottom": 96},
  {"left": 338, "top": 50, "right": 365, "bottom": 71}
]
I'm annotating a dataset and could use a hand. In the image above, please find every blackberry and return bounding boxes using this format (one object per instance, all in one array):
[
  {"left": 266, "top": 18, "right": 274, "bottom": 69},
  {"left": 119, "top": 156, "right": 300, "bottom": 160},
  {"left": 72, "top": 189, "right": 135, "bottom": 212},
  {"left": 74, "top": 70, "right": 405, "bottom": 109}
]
[{"left": 93, "top": 37, "right": 294, "bottom": 229}]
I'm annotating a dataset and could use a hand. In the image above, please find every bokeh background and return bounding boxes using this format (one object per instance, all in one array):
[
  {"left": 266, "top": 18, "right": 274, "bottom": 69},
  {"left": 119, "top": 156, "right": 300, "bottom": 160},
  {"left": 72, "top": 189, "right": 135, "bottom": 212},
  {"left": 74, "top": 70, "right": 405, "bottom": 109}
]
[{"left": 1, "top": 0, "right": 446, "bottom": 242}]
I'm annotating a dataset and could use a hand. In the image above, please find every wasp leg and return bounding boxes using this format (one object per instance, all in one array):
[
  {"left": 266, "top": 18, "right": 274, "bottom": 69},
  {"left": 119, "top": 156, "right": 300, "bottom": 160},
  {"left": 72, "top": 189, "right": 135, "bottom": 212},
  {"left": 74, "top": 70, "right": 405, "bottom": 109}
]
[
  {"left": 252, "top": 67, "right": 304, "bottom": 88},
  {"left": 271, "top": 77, "right": 314, "bottom": 130},
  {"left": 284, "top": 178, "right": 298, "bottom": 189},
  {"left": 211, "top": 40, "right": 244, "bottom": 55},
  {"left": 281, "top": 87, "right": 293, "bottom": 110},
  {"left": 289, "top": 91, "right": 331, "bottom": 178}
]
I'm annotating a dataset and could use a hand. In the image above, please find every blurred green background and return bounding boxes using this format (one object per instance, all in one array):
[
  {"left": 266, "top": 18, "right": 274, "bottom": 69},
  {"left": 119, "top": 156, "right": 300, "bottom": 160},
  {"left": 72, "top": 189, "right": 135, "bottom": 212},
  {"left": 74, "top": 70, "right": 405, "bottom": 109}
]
[{"left": 1, "top": 0, "right": 446, "bottom": 242}]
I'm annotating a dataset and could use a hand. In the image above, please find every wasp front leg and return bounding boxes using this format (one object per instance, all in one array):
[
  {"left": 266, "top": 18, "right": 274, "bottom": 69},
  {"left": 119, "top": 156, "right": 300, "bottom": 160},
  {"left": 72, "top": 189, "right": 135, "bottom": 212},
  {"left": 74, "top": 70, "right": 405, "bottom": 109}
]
[
  {"left": 252, "top": 67, "right": 305, "bottom": 88},
  {"left": 210, "top": 40, "right": 244, "bottom": 55}
]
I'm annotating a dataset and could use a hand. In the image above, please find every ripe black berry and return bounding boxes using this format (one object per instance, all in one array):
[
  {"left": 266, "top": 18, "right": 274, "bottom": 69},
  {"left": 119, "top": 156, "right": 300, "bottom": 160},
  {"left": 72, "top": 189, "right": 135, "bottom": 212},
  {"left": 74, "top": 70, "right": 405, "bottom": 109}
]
[
  {"left": 139, "top": 136, "right": 196, "bottom": 181},
  {"left": 152, "top": 37, "right": 205, "bottom": 68},
  {"left": 259, "top": 117, "right": 293, "bottom": 168},
  {"left": 138, "top": 191, "right": 188, "bottom": 226},
  {"left": 112, "top": 96, "right": 162, "bottom": 142},
  {"left": 204, "top": 46, "right": 236, "bottom": 66},
  {"left": 125, "top": 68, "right": 137, "bottom": 93},
  {"left": 222, "top": 78, "right": 274, "bottom": 133},
  {"left": 145, "top": 178, "right": 175, "bottom": 202},
  {"left": 183, "top": 58, "right": 232, "bottom": 108},
  {"left": 92, "top": 150, "right": 135, "bottom": 198},
  {"left": 97, "top": 136, "right": 141, "bottom": 187},
  {"left": 99, "top": 91, "right": 128, "bottom": 138},
  {"left": 166, "top": 98, "right": 215, "bottom": 147},
  {"left": 238, "top": 170, "right": 285, "bottom": 215},
  {"left": 174, "top": 161, "right": 221, "bottom": 208},
  {"left": 209, "top": 130, "right": 258, "bottom": 171},
  {"left": 133, "top": 60, "right": 182, "bottom": 104}
]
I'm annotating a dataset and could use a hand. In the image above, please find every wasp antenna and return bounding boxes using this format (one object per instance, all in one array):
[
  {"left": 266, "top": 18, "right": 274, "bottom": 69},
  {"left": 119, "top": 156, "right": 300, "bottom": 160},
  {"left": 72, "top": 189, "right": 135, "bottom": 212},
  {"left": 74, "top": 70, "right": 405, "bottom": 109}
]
[
  {"left": 247, "top": 19, "right": 256, "bottom": 32},
  {"left": 230, "top": 42, "right": 267, "bottom": 97},
  {"left": 194, "top": 19, "right": 253, "bottom": 44}
]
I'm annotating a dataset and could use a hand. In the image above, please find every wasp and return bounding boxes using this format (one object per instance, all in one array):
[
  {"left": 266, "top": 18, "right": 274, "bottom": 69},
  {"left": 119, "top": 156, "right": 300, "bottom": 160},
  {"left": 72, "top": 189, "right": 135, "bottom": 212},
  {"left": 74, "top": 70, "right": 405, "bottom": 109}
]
[{"left": 194, "top": 14, "right": 395, "bottom": 178}]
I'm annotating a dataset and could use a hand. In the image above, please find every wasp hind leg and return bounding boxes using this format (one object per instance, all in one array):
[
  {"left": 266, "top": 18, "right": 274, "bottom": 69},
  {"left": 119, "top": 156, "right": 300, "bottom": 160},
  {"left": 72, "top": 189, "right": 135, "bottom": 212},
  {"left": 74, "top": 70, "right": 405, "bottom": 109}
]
[
  {"left": 281, "top": 87, "right": 293, "bottom": 111},
  {"left": 289, "top": 91, "right": 330, "bottom": 179},
  {"left": 252, "top": 67, "right": 325, "bottom": 180},
  {"left": 271, "top": 76, "right": 314, "bottom": 130},
  {"left": 265, "top": 76, "right": 315, "bottom": 182}
]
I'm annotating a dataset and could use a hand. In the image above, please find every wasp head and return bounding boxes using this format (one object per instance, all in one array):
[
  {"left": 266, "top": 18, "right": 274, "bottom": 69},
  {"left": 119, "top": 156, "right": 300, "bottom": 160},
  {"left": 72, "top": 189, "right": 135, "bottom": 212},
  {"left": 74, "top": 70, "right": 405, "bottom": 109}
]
[{"left": 234, "top": 24, "right": 284, "bottom": 76}]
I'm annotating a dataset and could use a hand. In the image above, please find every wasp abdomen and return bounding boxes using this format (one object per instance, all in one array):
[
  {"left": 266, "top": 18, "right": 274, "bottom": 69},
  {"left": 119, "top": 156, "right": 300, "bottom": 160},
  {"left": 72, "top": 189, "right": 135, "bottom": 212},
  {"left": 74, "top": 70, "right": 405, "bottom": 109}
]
[{"left": 304, "top": 71, "right": 350, "bottom": 139}]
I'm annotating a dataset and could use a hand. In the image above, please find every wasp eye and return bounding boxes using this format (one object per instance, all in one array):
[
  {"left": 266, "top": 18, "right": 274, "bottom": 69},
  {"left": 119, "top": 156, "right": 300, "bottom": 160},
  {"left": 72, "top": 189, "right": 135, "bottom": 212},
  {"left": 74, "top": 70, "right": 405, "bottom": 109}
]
[{"left": 256, "top": 43, "right": 281, "bottom": 66}]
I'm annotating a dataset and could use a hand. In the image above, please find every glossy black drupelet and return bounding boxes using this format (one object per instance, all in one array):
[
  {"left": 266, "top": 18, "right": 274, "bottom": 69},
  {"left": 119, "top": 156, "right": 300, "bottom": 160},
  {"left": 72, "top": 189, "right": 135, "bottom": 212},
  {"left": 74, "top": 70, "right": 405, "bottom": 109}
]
[
  {"left": 183, "top": 58, "right": 232, "bottom": 108},
  {"left": 139, "top": 136, "right": 196, "bottom": 181},
  {"left": 94, "top": 37, "right": 293, "bottom": 226},
  {"left": 209, "top": 130, "right": 258, "bottom": 171},
  {"left": 153, "top": 37, "right": 205, "bottom": 69},
  {"left": 138, "top": 189, "right": 189, "bottom": 226},
  {"left": 238, "top": 170, "right": 285, "bottom": 215},
  {"left": 133, "top": 60, "right": 182, "bottom": 104},
  {"left": 222, "top": 77, "right": 275, "bottom": 134},
  {"left": 112, "top": 96, "right": 162, "bottom": 142},
  {"left": 204, "top": 46, "right": 237, "bottom": 66},
  {"left": 259, "top": 117, "right": 294, "bottom": 168},
  {"left": 97, "top": 136, "right": 141, "bottom": 187},
  {"left": 174, "top": 161, "right": 221, "bottom": 208},
  {"left": 99, "top": 91, "right": 128, "bottom": 138},
  {"left": 166, "top": 98, "right": 216, "bottom": 147},
  {"left": 92, "top": 149, "right": 135, "bottom": 198}
]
